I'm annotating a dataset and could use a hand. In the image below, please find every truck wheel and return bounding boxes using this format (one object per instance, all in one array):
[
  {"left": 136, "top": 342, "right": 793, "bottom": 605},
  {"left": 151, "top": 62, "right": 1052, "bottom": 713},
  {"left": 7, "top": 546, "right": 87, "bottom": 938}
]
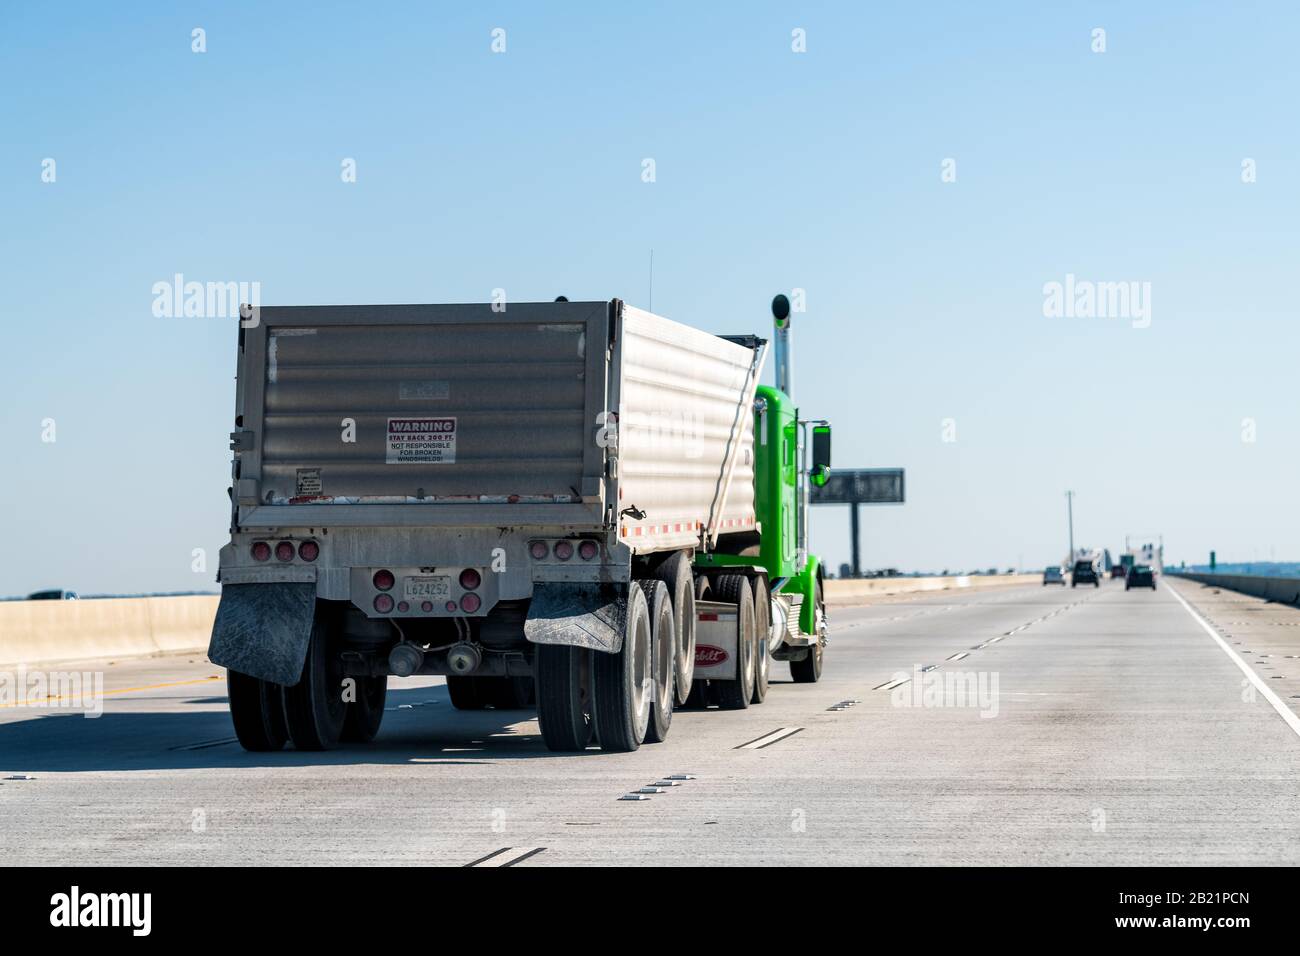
[
  {"left": 712, "top": 575, "right": 755, "bottom": 710},
  {"left": 751, "top": 575, "right": 771, "bottom": 704},
  {"left": 341, "top": 676, "right": 387, "bottom": 743},
  {"left": 644, "top": 580, "right": 675, "bottom": 743},
  {"left": 654, "top": 551, "right": 696, "bottom": 708},
  {"left": 447, "top": 676, "right": 487, "bottom": 710},
  {"left": 227, "top": 669, "right": 288, "bottom": 752},
  {"left": 283, "top": 612, "right": 348, "bottom": 751},
  {"left": 592, "top": 582, "right": 654, "bottom": 752},
  {"left": 536, "top": 644, "right": 593, "bottom": 751},
  {"left": 683, "top": 680, "right": 710, "bottom": 709},
  {"left": 789, "top": 580, "right": 825, "bottom": 684}
]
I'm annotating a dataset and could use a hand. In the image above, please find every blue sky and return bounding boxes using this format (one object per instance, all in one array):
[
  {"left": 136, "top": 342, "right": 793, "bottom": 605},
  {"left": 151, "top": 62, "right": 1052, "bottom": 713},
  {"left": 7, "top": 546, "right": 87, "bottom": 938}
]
[{"left": 2, "top": 1, "right": 1297, "bottom": 594}]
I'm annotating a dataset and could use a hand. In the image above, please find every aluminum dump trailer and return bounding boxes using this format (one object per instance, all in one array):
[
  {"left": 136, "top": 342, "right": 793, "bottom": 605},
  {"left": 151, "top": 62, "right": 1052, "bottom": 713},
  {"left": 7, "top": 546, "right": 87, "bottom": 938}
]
[{"left": 210, "top": 298, "right": 785, "bottom": 754}]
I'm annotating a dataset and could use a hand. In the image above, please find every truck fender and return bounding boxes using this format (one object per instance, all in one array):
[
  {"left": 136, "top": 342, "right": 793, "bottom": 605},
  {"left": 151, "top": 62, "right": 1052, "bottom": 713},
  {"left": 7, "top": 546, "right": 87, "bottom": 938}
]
[
  {"left": 207, "top": 583, "right": 316, "bottom": 686},
  {"left": 524, "top": 583, "right": 627, "bottom": 654}
]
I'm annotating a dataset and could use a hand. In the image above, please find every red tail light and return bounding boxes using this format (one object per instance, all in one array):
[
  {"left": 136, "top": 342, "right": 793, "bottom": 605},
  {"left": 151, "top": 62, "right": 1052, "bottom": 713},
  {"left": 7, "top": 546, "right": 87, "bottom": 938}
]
[
  {"left": 373, "top": 569, "right": 395, "bottom": 591},
  {"left": 397, "top": 601, "right": 410, "bottom": 613},
  {"left": 529, "top": 540, "right": 548, "bottom": 560},
  {"left": 553, "top": 540, "right": 574, "bottom": 561},
  {"left": 373, "top": 594, "right": 394, "bottom": 614},
  {"left": 461, "top": 593, "right": 481, "bottom": 613},
  {"left": 421, "top": 601, "right": 433, "bottom": 613},
  {"left": 578, "top": 540, "right": 598, "bottom": 561},
  {"left": 250, "top": 541, "right": 271, "bottom": 562},
  {"left": 298, "top": 540, "right": 319, "bottom": 562},
  {"left": 459, "top": 568, "right": 481, "bottom": 590},
  {"left": 445, "top": 600, "right": 458, "bottom": 612},
  {"left": 275, "top": 541, "right": 294, "bottom": 562}
]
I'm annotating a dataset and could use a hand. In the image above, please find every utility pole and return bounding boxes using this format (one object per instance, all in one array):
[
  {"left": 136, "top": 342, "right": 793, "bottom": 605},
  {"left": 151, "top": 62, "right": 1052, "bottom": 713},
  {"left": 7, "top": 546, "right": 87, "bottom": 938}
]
[{"left": 1065, "top": 490, "right": 1075, "bottom": 560}]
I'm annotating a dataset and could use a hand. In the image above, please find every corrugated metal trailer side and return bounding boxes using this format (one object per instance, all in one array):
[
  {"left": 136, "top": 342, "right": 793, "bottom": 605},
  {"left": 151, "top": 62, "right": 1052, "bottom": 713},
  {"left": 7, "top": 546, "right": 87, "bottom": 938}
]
[{"left": 613, "top": 305, "right": 761, "bottom": 553}]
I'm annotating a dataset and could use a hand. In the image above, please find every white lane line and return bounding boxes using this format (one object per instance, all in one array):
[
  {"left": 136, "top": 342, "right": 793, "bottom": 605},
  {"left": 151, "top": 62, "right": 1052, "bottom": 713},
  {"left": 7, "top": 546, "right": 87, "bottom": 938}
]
[
  {"left": 946, "top": 652, "right": 969, "bottom": 662},
  {"left": 735, "top": 727, "right": 804, "bottom": 750},
  {"left": 1166, "top": 580, "right": 1300, "bottom": 740},
  {"left": 872, "top": 677, "right": 910, "bottom": 691},
  {"left": 465, "top": 847, "right": 546, "bottom": 867}
]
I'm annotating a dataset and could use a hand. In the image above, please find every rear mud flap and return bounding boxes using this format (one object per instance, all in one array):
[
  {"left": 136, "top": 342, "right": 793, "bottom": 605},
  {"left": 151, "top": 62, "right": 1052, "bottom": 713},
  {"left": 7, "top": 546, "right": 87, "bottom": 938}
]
[
  {"left": 524, "top": 583, "right": 626, "bottom": 653},
  {"left": 207, "top": 583, "right": 316, "bottom": 686}
]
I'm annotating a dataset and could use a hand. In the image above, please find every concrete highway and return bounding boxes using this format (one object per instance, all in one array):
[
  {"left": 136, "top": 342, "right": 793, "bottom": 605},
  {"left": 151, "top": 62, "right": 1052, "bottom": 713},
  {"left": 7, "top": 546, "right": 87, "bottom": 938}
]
[{"left": 3, "top": 577, "right": 1299, "bottom": 866}]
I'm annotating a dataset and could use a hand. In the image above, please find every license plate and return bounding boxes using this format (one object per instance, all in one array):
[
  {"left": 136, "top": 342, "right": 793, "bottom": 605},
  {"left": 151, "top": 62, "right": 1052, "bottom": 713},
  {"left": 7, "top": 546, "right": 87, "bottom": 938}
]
[{"left": 403, "top": 576, "right": 451, "bottom": 600}]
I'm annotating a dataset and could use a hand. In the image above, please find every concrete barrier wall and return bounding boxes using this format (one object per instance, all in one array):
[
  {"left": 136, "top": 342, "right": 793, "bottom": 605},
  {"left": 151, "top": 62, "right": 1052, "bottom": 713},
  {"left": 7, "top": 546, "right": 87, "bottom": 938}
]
[
  {"left": 824, "top": 574, "right": 1041, "bottom": 607},
  {"left": 1171, "top": 573, "right": 1300, "bottom": 606},
  {"left": 0, "top": 574, "right": 1043, "bottom": 667},
  {"left": 0, "top": 596, "right": 218, "bottom": 668}
]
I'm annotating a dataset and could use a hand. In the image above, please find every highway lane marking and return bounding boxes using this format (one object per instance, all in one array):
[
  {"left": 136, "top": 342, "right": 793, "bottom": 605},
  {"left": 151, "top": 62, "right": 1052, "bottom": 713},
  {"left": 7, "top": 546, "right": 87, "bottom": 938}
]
[
  {"left": 464, "top": 847, "right": 546, "bottom": 867},
  {"left": 1166, "top": 581, "right": 1300, "bottom": 740},
  {"left": 946, "top": 652, "right": 969, "bottom": 662},
  {"left": 0, "top": 675, "right": 224, "bottom": 709},
  {"left": 735, "top": 727, "right": 804, "bottom": 749},
  {"left": 872, "top": 677, "right": 910, "bottom": 691},
  {"left": 170, "top": 736, "right": 239, "bottom": 752}
]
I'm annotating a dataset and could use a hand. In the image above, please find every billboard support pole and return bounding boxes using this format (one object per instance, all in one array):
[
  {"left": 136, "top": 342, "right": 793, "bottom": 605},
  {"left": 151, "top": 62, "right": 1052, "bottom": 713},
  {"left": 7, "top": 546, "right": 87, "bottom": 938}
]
[{"left": 850, "top": 501, "right": 861, "bottom": 578}]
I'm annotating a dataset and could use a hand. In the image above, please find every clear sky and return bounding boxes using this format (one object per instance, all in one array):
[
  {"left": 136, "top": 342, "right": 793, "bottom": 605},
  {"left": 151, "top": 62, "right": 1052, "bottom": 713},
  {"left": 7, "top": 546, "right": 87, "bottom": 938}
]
[{"left": 2, "top": 1, "right": 1296, "bottom": 595}]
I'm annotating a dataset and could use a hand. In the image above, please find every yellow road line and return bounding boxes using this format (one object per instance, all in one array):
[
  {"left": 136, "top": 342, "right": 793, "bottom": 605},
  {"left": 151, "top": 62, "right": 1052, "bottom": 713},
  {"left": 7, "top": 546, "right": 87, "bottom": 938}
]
[{"left": 0, "top": 674, "right": 224, "bottom": 708}]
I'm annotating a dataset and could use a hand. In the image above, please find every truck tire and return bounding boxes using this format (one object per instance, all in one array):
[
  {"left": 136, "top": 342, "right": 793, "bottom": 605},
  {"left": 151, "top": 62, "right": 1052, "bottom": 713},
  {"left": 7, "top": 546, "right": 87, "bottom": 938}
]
[
  {"left": 592, "top": 581, "right": 654, "bottom": 752},
  {"left": 654, "top": 551, "right": 696, "bottom": 707},
  {"left": 712, "top": 575, "right": 755, "bottom": 710},
  {"left": 341, "top": 676, "right": 387, "bottom": 743},
  {"left": 283, "top": 612, "right": 348, "bottom": 751},
  {"left": 228, "top": 669, "right": 288, "bottom": 752},
  {"left": 789, "top": 580, "right": 825, "bottom": 684},
  {"left": 447, "top": 675, "right": 487, "bottom": 710},
  {"left": 644, "top": 580, "right": 675, "bottom": 743},
  {"left": 536, "top": 644, "right": 593, "bottom": 751},
  {"left": 751, "top": 575, "right": 770, "bottom": 704}
]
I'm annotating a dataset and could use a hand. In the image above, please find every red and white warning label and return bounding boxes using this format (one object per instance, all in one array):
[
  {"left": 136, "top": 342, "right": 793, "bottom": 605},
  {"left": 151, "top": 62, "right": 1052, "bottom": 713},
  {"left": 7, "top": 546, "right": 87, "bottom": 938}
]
[{"left": 386, "top": 417, "right": 457, "bottom": 464}]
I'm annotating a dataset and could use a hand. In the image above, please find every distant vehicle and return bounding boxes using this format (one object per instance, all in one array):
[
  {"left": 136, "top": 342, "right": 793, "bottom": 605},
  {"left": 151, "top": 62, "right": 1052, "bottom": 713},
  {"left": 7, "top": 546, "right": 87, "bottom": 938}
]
[
  {"left": 1042, "top": 566, "right": 1066, "bottom": 586},
  {"left": 1071, "top": 560, "right": 1100, "bottom": 588},
  {"left": 27, "top": 589, "right": 78, "bottom": 600},
  {"left": 1126, "top": 565, "right": 1156, "bottom": 590},
  {"left": 1111, "top": 564, "right": 1127, "bottom": 579}
]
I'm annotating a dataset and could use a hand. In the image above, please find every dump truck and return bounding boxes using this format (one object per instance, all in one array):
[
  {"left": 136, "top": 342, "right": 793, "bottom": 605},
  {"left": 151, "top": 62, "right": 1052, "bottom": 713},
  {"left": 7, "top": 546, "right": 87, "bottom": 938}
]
[{"left": 209, "top": 295, "right": 831, "bottom": 753}]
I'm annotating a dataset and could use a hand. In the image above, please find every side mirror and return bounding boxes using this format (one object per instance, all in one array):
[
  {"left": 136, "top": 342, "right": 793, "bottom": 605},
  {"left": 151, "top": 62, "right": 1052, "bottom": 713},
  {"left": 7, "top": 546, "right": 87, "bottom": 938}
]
[{"left": 812, "top": 424, "right": 832, "bottom": 472}]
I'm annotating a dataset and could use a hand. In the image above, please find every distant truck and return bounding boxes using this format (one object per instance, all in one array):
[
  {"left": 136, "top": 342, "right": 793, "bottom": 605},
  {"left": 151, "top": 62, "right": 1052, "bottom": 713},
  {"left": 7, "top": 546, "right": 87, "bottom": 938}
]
[{"left": 209, "top": 296, "right": 831, "bottom": 754}]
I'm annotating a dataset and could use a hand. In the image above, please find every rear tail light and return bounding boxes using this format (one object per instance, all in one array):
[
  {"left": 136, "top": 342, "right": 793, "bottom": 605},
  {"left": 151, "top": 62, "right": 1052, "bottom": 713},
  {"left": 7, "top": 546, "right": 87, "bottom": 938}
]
[
  {"left": 298, "top": 540, "right": 319, "bottom": 562},
  {"left": 460, "top": 593, "right": 481, "bottom": 613},
  {"left": 397, "top": 600, "right": 410, "bottom": 613},
  {"left": 578, "top": 540, "right": 598, "bottom": 561},
  {"left": 459, "top": 568, "right": 481, "bottom": 590},
  {"left": 275, "top": 541, "right": 295, "bottom": 562},
  {"left": 529, "top": 540, "right": 548, "bottom": 560},
  {"left": 445, "top": 600, "right": 458, "bottom": 612},
  {"left": 373, "top": 569, "right": 395, "bottom": 591},
  {"left": 250, "top": 541, "right": 271, "bottom": 562},
  {"left": 421, "top": 600, "right": 433, "bottom": 613},
  {"left": 373, "top": 594, "right": 394, "bottom": 614},
  {"left": 553, "top": 540, "right": 573, "bottom": 561}
]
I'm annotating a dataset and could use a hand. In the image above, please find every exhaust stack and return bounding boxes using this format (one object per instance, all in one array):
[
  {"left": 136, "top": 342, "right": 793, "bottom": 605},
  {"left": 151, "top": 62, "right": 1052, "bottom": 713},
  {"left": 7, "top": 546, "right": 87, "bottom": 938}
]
[{"left": 772, "top": 294, "right": 792, "bottom": 398}]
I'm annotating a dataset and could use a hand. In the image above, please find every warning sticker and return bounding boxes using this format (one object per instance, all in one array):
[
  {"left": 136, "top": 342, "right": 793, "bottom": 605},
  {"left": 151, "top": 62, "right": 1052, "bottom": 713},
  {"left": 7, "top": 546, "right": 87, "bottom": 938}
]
[
  {"left": 386, "top": 417, "right": 456, "bottom": 464},
  {"left": 295, "top": 468, "right": 322, "bottom": 495}
]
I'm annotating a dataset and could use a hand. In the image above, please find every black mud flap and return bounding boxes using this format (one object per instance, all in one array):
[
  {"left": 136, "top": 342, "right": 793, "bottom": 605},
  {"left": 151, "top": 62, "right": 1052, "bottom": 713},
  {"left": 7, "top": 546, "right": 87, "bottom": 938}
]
[
  {"left": 207, "top": 583, "right": 316, "bottom": 686},
  {"left": 524, "top": 583, "right": 626, "bottom": 653}
]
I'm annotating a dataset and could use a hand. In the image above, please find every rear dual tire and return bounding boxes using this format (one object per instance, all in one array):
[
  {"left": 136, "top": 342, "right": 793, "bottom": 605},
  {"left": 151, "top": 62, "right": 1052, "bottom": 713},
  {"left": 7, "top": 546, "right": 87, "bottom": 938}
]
[
  {"left": 592, "top": 581, "right": 656, "bottom": 752},
  {"left": 228, "top": 669, "right": 289, "bottom": 752},
  {"left": 712, "top": 575, "right": 756, "bottom": 710}
]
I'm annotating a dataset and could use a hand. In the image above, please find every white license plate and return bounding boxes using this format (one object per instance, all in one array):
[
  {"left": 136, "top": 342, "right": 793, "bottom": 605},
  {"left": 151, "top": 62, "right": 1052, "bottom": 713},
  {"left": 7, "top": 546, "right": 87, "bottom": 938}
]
[{"left": 403, "top": 576, "right": 451, "bottom": 600}]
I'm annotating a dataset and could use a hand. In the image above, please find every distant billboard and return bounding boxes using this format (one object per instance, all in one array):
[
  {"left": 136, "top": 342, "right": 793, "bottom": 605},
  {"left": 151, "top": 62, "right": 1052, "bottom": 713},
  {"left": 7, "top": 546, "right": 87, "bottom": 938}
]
[{"left": 811, "top": 468, "right": 905, "bottom": 505}]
